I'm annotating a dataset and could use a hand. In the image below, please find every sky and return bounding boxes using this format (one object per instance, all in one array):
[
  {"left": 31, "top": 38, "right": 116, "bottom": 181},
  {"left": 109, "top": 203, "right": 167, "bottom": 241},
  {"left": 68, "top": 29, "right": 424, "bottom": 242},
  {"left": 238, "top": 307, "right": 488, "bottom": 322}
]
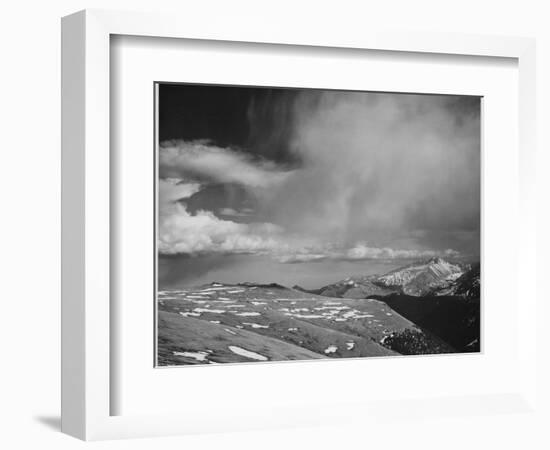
[{"left": 157, "top": 84, "right": 480, "bottom": 289}]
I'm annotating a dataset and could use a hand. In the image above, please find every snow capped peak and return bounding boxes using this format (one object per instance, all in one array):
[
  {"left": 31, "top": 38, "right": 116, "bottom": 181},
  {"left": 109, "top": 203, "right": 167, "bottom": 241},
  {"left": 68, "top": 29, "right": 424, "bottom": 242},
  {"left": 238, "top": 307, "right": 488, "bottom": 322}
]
[
  {"left": 375, "top": 257, "right": 465, "bottom": 296},
  {"left": 309, "top": 257, "right": 471, "bottom": 299},
  {"left": 428, "top": 256, "right": 444, "bottom": 264},
  {"left": 427, "top": 258, "right": 461, "bottom": 276}
]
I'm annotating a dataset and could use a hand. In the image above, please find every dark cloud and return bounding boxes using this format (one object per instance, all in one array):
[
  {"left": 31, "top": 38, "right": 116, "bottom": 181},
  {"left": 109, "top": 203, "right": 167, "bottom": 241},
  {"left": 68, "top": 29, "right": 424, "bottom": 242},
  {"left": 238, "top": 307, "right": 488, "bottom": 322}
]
[
  {"left": 157, "top": 85, "right": 480, "bottom": 287},
  {"left": 158, "top": 84, "right": 301, "bottom": 166},
  {"left": 257, "top": 90, "right": 480, "bottom": 256}
]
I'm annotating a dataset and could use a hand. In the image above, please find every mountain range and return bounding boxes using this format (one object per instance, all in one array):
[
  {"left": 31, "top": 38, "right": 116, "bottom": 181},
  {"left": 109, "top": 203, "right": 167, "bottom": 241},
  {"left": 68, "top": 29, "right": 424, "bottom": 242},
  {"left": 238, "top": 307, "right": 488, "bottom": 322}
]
[
  {"left": 158, "top": 257, "right": 480, "bottom": 365},
  {"left": 295, "top": 257, "right": 481, "bottom": 352},
  {"left": 296, "top": 257, "right": 478, "bottom": 299}
]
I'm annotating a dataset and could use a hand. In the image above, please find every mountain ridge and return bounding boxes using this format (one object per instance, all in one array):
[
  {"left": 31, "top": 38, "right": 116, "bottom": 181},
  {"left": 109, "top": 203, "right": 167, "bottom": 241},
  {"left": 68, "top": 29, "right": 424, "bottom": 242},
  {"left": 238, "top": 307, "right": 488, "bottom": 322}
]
[{"left": 297, "top": 257, "right": 478, "bottom": 299}]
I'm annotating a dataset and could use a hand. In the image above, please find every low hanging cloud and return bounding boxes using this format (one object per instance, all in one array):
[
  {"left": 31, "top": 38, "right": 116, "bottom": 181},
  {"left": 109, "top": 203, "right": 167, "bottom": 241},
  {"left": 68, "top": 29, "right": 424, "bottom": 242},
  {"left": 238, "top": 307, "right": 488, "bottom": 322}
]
[
  {"left": 158, "top": 205, "right": 282, "bottom": 255},
  {"left": 159, "top": 139, "right": 294, "bottom": 189},
  {"left": 158, "top": 178, "right": 285, "bottom": 255},
  {"left": 345, "top": 243, "right": 460, "bottom": 261},
  {"left": 158, "top": 179, "right": 460, "bottom": 261}
]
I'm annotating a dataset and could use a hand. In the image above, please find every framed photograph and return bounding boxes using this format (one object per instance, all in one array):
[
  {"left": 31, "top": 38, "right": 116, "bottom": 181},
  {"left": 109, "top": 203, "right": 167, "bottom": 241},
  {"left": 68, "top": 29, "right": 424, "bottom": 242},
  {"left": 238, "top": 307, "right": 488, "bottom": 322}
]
[
  {"left": 155, "top": 83, "right": 481, "bottom": 366},
  {"left": 61, "top": 9, "right": 537, "bottom": 440}
]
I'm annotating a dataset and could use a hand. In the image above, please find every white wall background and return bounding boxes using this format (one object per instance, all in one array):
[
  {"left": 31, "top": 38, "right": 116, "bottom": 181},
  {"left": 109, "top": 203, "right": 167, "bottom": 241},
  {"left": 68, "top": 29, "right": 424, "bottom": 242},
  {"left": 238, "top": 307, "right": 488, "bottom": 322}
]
[{"left": 0, "top": 1, "right": 548, "bottom": 448}]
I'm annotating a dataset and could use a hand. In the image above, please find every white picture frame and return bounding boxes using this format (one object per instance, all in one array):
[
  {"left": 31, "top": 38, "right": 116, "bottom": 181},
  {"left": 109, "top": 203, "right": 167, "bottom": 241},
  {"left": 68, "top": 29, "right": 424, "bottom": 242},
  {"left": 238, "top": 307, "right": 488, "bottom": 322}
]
[{"left": 61, "top": 9, "right": 537, "bottom": 441}]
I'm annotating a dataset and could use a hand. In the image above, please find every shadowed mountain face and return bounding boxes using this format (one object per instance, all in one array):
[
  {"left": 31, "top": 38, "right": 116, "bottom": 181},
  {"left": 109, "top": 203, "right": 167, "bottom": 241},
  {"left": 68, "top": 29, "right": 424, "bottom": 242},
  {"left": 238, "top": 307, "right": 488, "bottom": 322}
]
[
  {"left": 452, "top": 263, "right": 480, "bottom": 299},
  {"left": 376, "top": 294, "right": 480, "bottom": 352}
]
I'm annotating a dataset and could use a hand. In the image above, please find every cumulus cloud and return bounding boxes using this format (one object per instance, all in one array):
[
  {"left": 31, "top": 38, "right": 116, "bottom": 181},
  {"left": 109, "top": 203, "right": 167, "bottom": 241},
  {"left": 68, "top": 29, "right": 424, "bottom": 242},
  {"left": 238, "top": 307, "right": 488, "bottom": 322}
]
[
  {"left": 158, "top": 179, "right": 318, "bottom": 259},
  {"left": 274, "top": 242, "right": 460, "bottom": 264},
  {"left": 345, "top": 243, "right": 460, "bottom": 261},
  {"left": 158, "top": 177, "right": 285, "bottom": 255},
  {"left": 161, "top": 210, "right": 461, "bottom": 261},
  {"left": 158, "top": 209, "right": 283, "bottom": 255},
  {"left": 158, "top": 178, "right": 462, "bottom": 261},
  {"left": 159, "top": 139, "right": 293, "bottom": 189}
]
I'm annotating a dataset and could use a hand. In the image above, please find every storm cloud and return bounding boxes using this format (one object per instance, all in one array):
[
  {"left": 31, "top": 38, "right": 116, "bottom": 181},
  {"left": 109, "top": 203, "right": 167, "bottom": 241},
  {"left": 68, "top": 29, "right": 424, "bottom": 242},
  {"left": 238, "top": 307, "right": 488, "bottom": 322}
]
[
  {"left": 157, "top": 85, "right": 480, "bottom": 288},
  {"left": 159, "top": 139, "right": 294, "bottom": 189},
  {"left": 260, "top": 91, "right": 480, "bottom": 254}
]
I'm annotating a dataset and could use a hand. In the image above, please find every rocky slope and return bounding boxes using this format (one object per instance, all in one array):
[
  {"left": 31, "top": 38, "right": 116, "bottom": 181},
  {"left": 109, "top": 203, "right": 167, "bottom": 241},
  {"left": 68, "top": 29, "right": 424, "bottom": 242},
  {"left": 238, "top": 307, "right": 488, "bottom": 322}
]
[
  {"left": 301, "top": 259, "right": 481, "bottom": 353},
  {"left": 157, "top": 259, "right": 481, "bottom": 365},
  {"left": 157, "top": 282, "right": 454, "bottom": 366}
]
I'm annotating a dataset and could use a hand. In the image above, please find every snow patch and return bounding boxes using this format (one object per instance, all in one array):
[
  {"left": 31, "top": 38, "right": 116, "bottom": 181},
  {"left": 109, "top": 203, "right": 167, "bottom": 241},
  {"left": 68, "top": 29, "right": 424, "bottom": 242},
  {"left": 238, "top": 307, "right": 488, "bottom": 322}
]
[
  {"left": 194, "top": 308, "right": 225, "bottom": 313},
  {"left": 292, "top": 314, "right": 325, "bottom": 319},
  {"left": 243, "top": 322, "right": 269, "bottom": 329},
  {"left": 173, "top": 351, "right": 209, "bottom": 362},
  {"left": 228, "top": 346, "right": 268, "bottom": 361}
]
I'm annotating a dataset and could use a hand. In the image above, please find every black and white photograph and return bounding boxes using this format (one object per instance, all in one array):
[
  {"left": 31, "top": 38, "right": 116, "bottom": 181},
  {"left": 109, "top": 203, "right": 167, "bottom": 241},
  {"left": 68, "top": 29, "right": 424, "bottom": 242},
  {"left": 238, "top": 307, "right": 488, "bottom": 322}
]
[
  {"left": 156, "top": 84, "right": 481, "bottom": 366},
  {"left": 2, "top": 1, "right": 545, "bottom": 446}
]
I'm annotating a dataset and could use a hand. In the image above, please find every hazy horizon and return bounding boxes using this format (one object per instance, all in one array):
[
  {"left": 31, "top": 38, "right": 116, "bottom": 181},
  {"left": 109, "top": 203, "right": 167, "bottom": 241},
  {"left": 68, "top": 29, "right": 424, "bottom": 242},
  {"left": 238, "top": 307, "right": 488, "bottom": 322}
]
[{"left": 158, "top": 253, "right": 479, "bottom": 290}]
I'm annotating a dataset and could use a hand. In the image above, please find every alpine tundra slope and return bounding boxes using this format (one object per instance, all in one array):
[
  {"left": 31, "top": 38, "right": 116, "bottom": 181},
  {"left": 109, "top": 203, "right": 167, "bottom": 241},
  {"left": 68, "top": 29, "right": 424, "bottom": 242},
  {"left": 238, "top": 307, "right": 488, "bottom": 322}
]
[{"left": 158, "top": 258, "right": 479, "bottom": 365}]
